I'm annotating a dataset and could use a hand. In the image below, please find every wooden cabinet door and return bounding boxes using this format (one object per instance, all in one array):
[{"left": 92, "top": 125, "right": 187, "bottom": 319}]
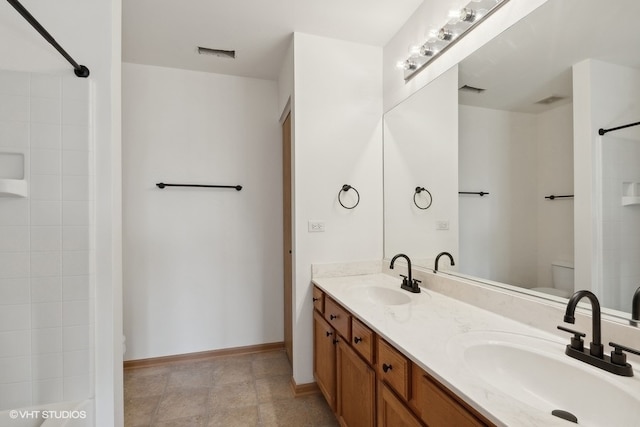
[
  {"left": 337, "top": 340, "right": 375, "bottom": 427},
  {"left": 378, "top": 382, "right": 423, "bottom": 427},
  {"left": 314, "top": 310, "right": 337, "bottom": 410}
]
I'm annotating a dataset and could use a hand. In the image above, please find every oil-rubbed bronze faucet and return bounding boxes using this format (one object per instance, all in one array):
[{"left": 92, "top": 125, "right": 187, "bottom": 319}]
[
  {"left": 559, "top": 290, "right": 640, "bottom": 376},
  {"left": 390, "top": 254, "right": 421, "bottom": 293},
  {"left": 434, "top": 252, "right": 455, "bottom": 273},
  {"left": 632, "top": 286, "right": 640, "bottom": 326}
]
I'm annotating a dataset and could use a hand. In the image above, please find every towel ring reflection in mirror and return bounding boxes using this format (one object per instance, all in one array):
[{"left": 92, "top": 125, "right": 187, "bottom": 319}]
[
  {"left": 338, "top": 184, "right": 360, "bottom": 209},
  {"left": 414, "top": 186, "right": 433, "bottom": 210}
]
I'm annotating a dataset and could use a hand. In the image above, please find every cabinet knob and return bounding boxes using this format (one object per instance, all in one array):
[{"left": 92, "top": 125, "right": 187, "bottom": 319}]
[
  {"left": 333, "top": 338, "right": 339, "bottom": 344},
  {"left": 354, "top": 337, "right": 362, "bottom": 344},
  {"left": 330, "top": 314, "right": 338, "bottom": 320},
  {"left": 326, "top": 331, "right": 333, "bottom": 337},
  {"left": 313, "top": 297, "right": 319, "bottom": 302},
  {"left": 382, "top": 363, "right": 392, "bottom": 373}
]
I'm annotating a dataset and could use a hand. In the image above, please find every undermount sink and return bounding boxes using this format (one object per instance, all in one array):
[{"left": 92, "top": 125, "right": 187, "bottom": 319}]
[
  {"left": 348, "top": 286, "right": 411, "bottom": 306},
  {"left": 447, "top": 331, "right": 640, "bottom": 426}
]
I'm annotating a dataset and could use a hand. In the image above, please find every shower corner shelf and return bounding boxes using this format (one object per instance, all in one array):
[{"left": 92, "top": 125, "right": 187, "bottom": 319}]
[
  {"left": 0, "top": 179, "right": 28, "bottom": 198},
  {"left": 622, "top": 196, "right": 640, "bottom": 206}
]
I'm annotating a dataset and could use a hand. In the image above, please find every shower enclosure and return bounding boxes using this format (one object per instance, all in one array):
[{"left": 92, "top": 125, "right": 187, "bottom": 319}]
[{"left": 0, "top": 69, "right": 94, "bottom": 413}]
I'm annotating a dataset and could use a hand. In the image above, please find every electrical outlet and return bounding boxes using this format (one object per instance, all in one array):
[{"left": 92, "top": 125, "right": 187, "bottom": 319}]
[
  {"left": 308, "top": 221, "right": 326, "bottom": 232},
  {"left": 436, "top": 220, "right": 449, "bottom": 230}
]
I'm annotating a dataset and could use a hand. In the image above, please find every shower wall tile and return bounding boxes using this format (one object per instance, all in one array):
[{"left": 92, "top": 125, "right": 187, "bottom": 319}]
[
  {"left": 30, "top": 277, "right": 61, "bottom": 303},
  {"left": 63, "top": 201, "right": 90, "bottom": 226},
  {"left": 30, "top": 74, "right": 61, "bottom": 99},
  {"left": 63, "top": 227, "right": 90, "bottom": 251},
  {"left": 0, "top": 121, "right": 29, "bottom": 148},
  {"left": 31, "top": 302, "right": 62, "bottom": 329},
  {"left": 0, "top": 95, "right": 29, "bottom": 122},
  {"left": 62, "top": 300, "right": 88, "bottom": 327},
  {"left": 62, "top": 126, "right": 90, "bottom": 151},
  {"left": 31, "top": 97, "right": 61, "bottom": 124},
  {"left": 62, "top": 176, "right": 89, "bottom": 201},
  {"left": 32, "top": 328, "right": 62, "bottom": 354},
  {"left": 31, "top": 201, "right": 62, "bottom": 226},
  {"left": 30, "top": 175, "right": 61, "bottom": 201},
  {"left": 0, "top": 252, "right": 29, "bottom": 279},
  {"left": 63, "top": 374, "right": 89, "bottom": 401},
  {"left": 0, "top": 356, "right": 29, "bottom": 383},
  {"left": 63, "top": 251, "right": 89, "bottom": 276},
  {"left": 32, "top": 353, "right": 62, "bottom": 380},
  {"left": 32, "top": 379, "right": 62, "bottom": 405},
  {"left": 63, "top": 350, "right": 89, "bottom": 376},
  {"left": 62, "top": 99, "right": 88, "bottom": 126},
  {"left": 63, "top": 326, "right": 89, "bottom": 351},
  {"left": 31, "top": 149, "right": 61, "bottom": 175},
  {"left": 0, "top": 382, "right": 31, "bottom": 410},
  {"left": 0, "top": 331, "right": 30, "bottom": 358},
  {"left": 30, "top": 227, "right": 62, "bottom": 252},
  {"left": 0, "top": 305, "right": 30, "bottom": 331},
  {"left": 0, "top": 278, "right": 29, "bottom": 305},
  {"left": 63, "top": 276, "right": 89, "bottom": 300},
  {"left": 0, "top": 199, "right": 29, "bottom": 226},
  {"left": 62, "top": 150, "right": 89, "bottom": 175},
  {"left": 0, "top": 226, "right": 29, "bottom": 251},
  {"left": 30, "top": 123, "right": 61, "bottom": 149},
  {"left": 0, "top": 70, "right": 29, "bottom": 96},
  {"left": 62, "top": 77, "right": 89, "bottom": 101},
  {"left": 30, "top": 252, "right": 61, "bottom": 277}
]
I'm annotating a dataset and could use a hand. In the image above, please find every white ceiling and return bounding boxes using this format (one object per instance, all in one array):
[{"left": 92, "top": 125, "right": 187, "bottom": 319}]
[{"left": 122, "top": 0, "right": 424, "bottom": 80}]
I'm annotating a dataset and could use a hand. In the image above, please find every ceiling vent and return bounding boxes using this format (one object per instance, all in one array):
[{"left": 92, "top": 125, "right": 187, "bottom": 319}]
[
  {"left": 459, "top": 84, "right": 486, "bottom": 94},
  {"left": 535, "top": 95, "right": 565, "bottom": 105},
  {"left": 197, "top": 46, "right": 236, "bottom": 59}
]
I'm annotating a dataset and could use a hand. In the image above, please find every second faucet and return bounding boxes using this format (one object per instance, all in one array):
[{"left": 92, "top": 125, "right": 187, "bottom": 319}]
[{"left": 390, "top": 253, "right": 421, "bottom": 293}]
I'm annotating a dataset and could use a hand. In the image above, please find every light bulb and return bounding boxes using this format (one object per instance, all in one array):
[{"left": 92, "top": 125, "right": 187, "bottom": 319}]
[
  {"left": 438, "top": 28, "right": 455, "bottom": 41},
  {"left": 459, "top": 8, "right": 477, "bottom": 22},
  {"left": 419, "top": 44, "right": 437, "bottom": 57}
]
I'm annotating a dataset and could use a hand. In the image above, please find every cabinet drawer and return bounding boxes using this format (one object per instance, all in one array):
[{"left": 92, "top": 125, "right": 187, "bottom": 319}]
[
  {"left": 324, "top": 297, "right": 351, "bottom": 341},
  {"left": 351, "top": 318, "right": 375, "bottom": 365},
  {"left": 313, "top": 286, "right": 325, "bottom": 313},
  {"left": 377, "top": 338, "right": 410, "bottom": 401},
  {"left": 417, "top": 370, "right": 490, "bottom": 427}
]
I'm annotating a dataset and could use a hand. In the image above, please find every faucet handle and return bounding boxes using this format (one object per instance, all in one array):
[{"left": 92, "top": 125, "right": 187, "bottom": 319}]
[
  {"left": 557, "top": 326, "right": 586, "bottom": 351},
  {"left": 609, "top": 342, "right": 640, "bottom": 366},
  {"left": 399, "top": 274, "right": 409, "bottom": 285}
]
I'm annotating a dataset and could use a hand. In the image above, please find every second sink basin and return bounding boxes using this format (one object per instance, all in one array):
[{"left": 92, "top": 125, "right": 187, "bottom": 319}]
[
  {"left": 447, "top": 331, "right": 640, "bottom": 426},
  {"left": 348, "top": 286, "right": 411, "bottom": 306}
]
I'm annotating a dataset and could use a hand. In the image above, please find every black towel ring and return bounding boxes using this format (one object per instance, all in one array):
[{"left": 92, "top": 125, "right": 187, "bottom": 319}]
[
  {"left": 414, "top": 186, "right": 433, "bottom": 210},
  {"left": 338, "top": 184, "right": 360, "bottom": 209}
]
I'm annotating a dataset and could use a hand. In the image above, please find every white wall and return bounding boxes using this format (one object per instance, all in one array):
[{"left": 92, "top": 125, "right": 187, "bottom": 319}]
[
  {"left": 0, "top": 1, "right": 121, "bottom": 424},
  {"left": 384, "top": 66, "right": 459, "bottom": 268},
  {"left": 122, "top": 63, "right": 283, "bottom": 360},
  {"left": 291, "top": 33, "right": 383, "bottom": 384},
  {"left": 573, "top": 60, "right": 640, "bottom": 310},
  {"left": 383, "top": 0, "right": 549, "bottom": 112}
]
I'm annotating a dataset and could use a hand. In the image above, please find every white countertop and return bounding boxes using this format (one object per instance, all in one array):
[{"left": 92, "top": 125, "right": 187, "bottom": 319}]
[{"left": 312, "top": 273, "right": 640, "bottom": 427}]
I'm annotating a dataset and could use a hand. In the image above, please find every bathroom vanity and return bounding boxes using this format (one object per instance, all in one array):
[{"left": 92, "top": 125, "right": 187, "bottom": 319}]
[{"left": 311, "top": 269, "right": 640, "bottom": 427}]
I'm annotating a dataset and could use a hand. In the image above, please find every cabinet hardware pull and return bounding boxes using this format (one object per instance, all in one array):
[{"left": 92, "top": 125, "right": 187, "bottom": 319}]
[
  {"left": 333, "top": 339, "right": 339, "bottom": 344},
  {"left": 330, "top": 314, "right": 338, "bottom": 320},
  {"left": 313, "top": 297, "right": 319, "bottom": 302},
  {"left": 354, "top": 337, "right": 362, "bottom": 344},
  {"left": 326, "top": 331, "right": 333, "bottom": 337},
  {"left": 382, "top": 363, "right": 392, "bottom": 373}
]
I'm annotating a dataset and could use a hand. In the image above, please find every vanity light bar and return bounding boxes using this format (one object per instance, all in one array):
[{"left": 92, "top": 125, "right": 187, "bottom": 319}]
[{"left": 398, "top": 0, "right": 510, "bottom": 81}]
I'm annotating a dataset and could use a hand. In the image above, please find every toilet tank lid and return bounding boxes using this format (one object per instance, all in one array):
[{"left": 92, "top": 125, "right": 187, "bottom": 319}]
[{"left": 552, "top": 260, "right": 574, "bottom": 269}]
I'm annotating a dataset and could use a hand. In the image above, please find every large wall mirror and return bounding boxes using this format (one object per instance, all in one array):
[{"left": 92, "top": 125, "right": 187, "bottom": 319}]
[{"left": 383, "top": 0, "right": 640, "bottom": 321}]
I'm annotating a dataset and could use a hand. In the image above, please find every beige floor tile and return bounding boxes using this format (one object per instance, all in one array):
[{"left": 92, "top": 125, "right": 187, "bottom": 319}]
[
  {"left": 154, "top": 388, "right": 209, "bottom": 422},
  {"left": 259, "top": 398, "right": 318, "bottom": 427},
  {"left": 252, "top": 356, "right": 292, "bottom": 379},
  {"left": 166, "top": 366, "right": 213, "bottom": 389},
  {"left": 209, "top": 380, "right": 258, "bottom": 411},
  {"left": 125, "top": 373, "right": 168, "bottom": 399},
  {"left": 211, "top": 360, "right": 253, "bottom": 384},
  {"left": 255, "top": 374, "right": 292, "bottom": 403},
  {"left": 206, "top": 406, "right": 259, "bottom": 427},
  {"left": 152, "top": 414, "right": 206, "bottom": 427},
  {"left": 124, "top": 395, "right": 160, "bottom": 427}
]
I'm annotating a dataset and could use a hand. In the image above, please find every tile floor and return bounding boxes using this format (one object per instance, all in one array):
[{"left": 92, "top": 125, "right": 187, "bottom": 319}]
[{"left": 124, "top": 349, "right": 339, "bottom": 426}]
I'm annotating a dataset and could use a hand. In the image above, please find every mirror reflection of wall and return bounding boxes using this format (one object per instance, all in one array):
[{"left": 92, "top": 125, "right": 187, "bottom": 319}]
[{"left": 458, "top": 88, "right": 574, "bottom": 297}]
